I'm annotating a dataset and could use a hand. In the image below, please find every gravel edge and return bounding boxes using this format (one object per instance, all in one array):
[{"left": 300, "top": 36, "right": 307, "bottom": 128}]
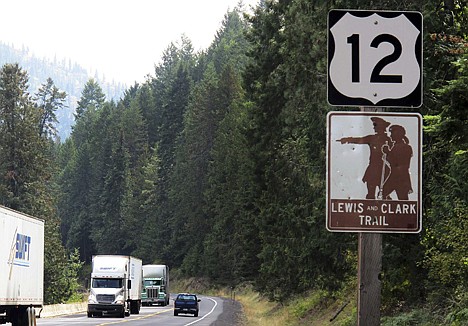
[{"left": 211, "top": 297, "right": 246, "bottom": 326}]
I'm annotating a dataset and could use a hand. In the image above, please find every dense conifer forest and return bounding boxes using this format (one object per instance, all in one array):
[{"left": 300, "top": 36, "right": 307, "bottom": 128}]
[
  {"left": 0, "top": 42, "right": 125, "bottom": 140},
  {"left": 0, "top": 0, "right": 466, "bottom": 322}
]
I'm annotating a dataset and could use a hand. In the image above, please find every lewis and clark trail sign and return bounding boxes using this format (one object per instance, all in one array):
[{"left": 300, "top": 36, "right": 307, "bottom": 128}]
[{"left": 326, "top": 112, "right": 422, "bottom": 233}]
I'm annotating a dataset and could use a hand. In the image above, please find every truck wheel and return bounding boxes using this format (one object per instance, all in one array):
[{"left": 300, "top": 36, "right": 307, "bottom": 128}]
[
  {"left": 194, "top": 311, "right": 199, "bottom": 317},
  {"left": 11, "top": 307, "right": 32, "bottom": 326},
  {"left": 87, "top": 312, "right": 93, "bottom": 317},
  {"left": 130, "top": 301, "right": 140, "bottom": 314},
  {"left": 174, "top": 311, "right": 178, "bottom": 316}
]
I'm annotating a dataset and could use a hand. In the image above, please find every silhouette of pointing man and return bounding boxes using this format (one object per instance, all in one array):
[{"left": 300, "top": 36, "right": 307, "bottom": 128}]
[{"left": 338, "top": 117, "right": 391, "bottom": 199}]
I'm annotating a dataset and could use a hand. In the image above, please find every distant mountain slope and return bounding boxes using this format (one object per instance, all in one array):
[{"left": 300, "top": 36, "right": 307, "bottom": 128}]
[{"left": 0, "top": 42, "right": 127, "bottom": 140}]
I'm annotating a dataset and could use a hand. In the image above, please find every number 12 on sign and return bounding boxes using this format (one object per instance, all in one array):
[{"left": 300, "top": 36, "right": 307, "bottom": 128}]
[
  {"left": 327, "top": 10, "right": 422, "bottom": 107},
  {"left": 347, "top": 33, "right": 403, "bottom": 84}
]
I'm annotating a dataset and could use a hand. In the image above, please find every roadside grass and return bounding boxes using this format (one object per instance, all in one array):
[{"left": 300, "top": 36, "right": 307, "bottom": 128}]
[
  {"left": 381, "top": 309, "right": 444, "bottom": 326},
  {"left": 65, "top": 292, "right": 86, "bottom": 304},
  {"left": 171, "top": 273, "right": 461, "bottom": 325},
  {"left": 236, "top": 290, "right": 292, "bottom": 326},
  {"left": 234, "top": 285, "right": 357, "bottom": 326},
  {"left": 171, "top": 273, "right": 357, "bottom": 325},
  {"left": 235, "top": 288, "right": 456, "bottom": 326}
]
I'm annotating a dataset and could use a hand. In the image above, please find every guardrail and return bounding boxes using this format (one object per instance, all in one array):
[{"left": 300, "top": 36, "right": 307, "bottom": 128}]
[{"left": 40, "top": 302, "right": 87, "bottom": 318}]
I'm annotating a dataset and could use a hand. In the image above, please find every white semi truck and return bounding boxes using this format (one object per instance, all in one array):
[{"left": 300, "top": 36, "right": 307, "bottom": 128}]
[
  {"left": 87, "top": 255, "right": 142, "bottom": 318},
  {"left": 141, "top": 265, "right": 169, "bottom": 306},
  {"left": 0, "top": 205, "right": 44, "bottom": 326}
]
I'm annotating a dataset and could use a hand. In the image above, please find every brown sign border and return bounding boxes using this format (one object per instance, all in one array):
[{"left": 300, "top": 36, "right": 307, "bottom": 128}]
[{"left": 326, "top": 111, "right": 422, "bottom": 233}]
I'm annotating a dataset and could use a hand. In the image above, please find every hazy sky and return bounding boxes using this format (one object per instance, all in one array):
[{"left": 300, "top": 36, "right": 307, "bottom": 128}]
[{"left": 0, "top": 0, "right": 259, "bottom": 85}]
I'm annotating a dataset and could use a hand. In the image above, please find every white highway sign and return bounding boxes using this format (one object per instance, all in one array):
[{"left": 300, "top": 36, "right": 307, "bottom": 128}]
[{"left": 327, "top": 10, "right": 423, "bottom": 107}]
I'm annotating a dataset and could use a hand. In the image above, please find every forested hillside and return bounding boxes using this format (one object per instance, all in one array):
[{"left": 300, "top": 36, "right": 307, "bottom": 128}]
[
  {"left": 0, "top": 0, "right": 466, "bottom": 322},
  {"left": 0, "top": 42, "right": 126, "bottom": 140}
]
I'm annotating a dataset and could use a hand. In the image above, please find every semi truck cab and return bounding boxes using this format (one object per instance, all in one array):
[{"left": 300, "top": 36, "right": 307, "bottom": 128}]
[{"left": 88, "top": 277, "right": 129, "bottom": 317}]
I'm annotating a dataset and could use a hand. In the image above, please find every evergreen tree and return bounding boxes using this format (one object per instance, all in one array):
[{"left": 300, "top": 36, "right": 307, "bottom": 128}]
[
  {"left": 128, "top": 146, "right": 161, "bottom": 263},
  {"left": 58, "top": 80, "right": 109, "bottom": 262},
  {"left": 150, "top": 39, "right": 194, "bottom": 265},
  {"left": 0, "top": 63, "right": 40, "bottom": 208},
  {"left": 167, "top": 64, "right": 221, "bottom": 271},
  {"left": 420, "top": 0, "right": 468, "bottom": 314},
  {"left": 58, "top": 138, "right": 95, "bottom": 261},
  {"left": 118, "top": 99, "right": 150, "bottom": 255},
  {"left": 34, "top": 77, "right": 67, "bottom": 139},
  {"left": 243, "top": 0, "right": 356, "bottom": 299},
  {"left": 166, "top": 8, "right": 254, "bottom": 274},
  {"left": 0, "top": 63, "right": 79, "bottom": 304},
  {"left": 207, "top": 6, "right": 252, "bottom": 74},
  {"left": 91, "top": 130, "right": 129, "bottom": 254},
  {"left": 203, "top": 66, "right": 259, "bottom": 284},
  {"left": 75, "top": 78, "right": 106, "bottom": 120}
]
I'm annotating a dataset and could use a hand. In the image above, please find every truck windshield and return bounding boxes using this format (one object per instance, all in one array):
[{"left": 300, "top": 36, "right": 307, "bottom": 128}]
[
  {"left": 144, "top": 280, "right": 162, "bottom": 286},
  {"left": 92, "top": 278, "right": 123, "bottom": 288}
]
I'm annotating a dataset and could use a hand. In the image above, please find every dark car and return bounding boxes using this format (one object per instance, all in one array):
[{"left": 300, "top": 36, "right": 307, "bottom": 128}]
[{"left": 173, "top": 293, "right": 200, "bottom": 317}]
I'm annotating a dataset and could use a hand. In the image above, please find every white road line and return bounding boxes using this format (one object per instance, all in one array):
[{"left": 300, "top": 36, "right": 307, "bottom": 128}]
[{"left": 183, "top": 297, "right": 218, "bottom": 326}]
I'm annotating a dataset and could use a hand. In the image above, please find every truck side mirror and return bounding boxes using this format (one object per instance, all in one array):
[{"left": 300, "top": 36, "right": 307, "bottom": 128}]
[{"left": 128, "top": 280, "right": 132, "bottom": 289}]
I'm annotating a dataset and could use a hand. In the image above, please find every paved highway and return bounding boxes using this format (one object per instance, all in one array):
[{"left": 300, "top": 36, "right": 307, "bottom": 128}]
[{"left": 35, "top": 295, "right": 224, "bottom": 326}]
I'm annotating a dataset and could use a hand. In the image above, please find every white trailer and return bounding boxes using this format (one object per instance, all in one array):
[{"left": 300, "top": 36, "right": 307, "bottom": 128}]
[
  {"left": 87, "top": 255, "right": 142, "bottom": 318},
  {"left": 0, "top": 205, "right": 44, "bottom": 326},
  {"left": 141, "top": 265, "right": 169, "bottom": 306}
]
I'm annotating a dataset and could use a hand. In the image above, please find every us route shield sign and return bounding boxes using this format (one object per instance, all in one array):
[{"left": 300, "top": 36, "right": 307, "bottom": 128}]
[
  {"left": 328, "top": 10, "right": 423, "bottom": 107},
  {"left": 326, "top": 112, "right": 422, "bottom": 233}
]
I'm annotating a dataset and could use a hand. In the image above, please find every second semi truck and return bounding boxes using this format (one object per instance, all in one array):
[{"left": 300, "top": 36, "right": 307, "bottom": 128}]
[{"left": 141, "top": 265, "right": 170, "bottom": 306}]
